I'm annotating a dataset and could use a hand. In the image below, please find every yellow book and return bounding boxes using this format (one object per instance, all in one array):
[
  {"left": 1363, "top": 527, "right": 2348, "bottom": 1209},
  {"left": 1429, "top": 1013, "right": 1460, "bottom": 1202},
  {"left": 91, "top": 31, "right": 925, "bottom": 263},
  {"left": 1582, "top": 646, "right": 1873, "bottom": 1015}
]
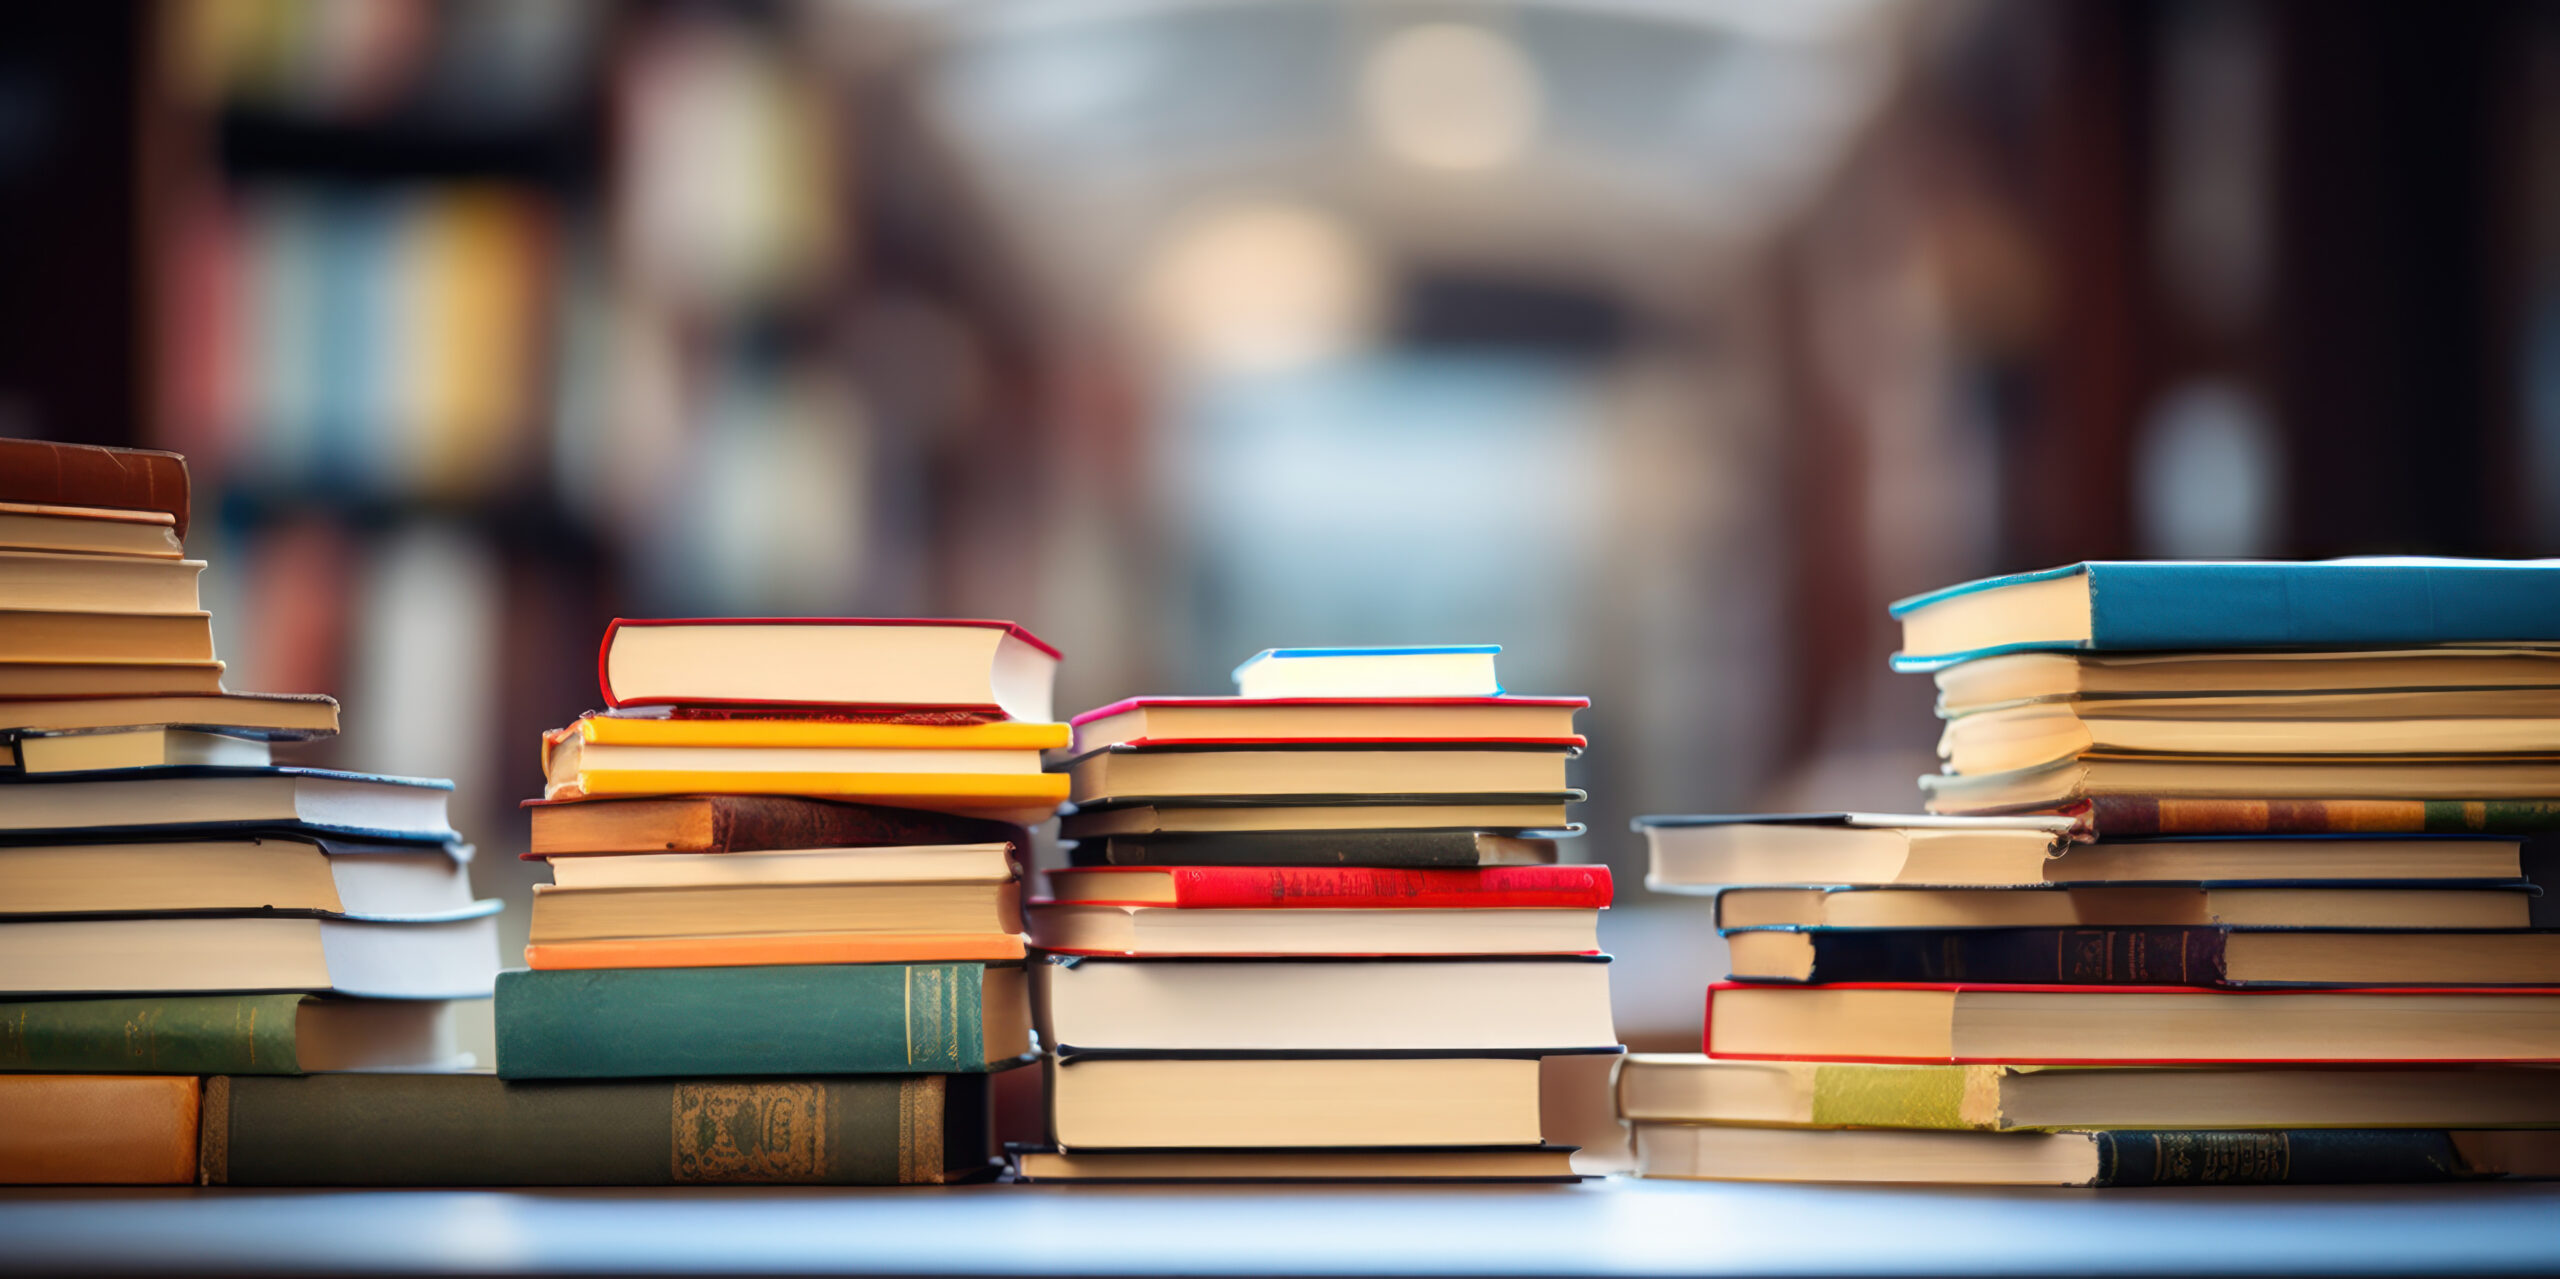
[
  {"left": 544, "top": 767, "right": 1066, "bottom": 825},
  {"left": 567, "top": 714, "right": 1069, "bottom": 752}
]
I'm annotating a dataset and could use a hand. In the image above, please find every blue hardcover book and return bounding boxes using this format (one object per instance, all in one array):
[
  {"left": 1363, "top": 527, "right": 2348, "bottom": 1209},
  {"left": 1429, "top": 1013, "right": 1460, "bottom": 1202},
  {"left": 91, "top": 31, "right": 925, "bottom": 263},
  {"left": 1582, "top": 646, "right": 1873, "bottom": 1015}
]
[
  {"left": 1232, "top": 644, "right": 1503, "bottom": 698},
  {"left": 1890, "top": 558, "right": 2560, "bottom": 670},
  {"left": 0, "top": 766, "right": 459, "bottom": 842}
]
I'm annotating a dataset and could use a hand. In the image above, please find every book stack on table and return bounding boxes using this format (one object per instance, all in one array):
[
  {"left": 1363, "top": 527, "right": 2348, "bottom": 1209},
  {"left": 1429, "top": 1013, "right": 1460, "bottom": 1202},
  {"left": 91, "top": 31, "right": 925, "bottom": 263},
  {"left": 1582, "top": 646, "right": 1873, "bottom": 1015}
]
[
  {"left": 1624, "top": 559, "right": 2560, "bottom": 1187},
  {"left": 1019, "top": 645, "right": 1621, "bottom": 1182},
  {"left": 0, "top": 441, "right": 498, "bottom": 1186}
]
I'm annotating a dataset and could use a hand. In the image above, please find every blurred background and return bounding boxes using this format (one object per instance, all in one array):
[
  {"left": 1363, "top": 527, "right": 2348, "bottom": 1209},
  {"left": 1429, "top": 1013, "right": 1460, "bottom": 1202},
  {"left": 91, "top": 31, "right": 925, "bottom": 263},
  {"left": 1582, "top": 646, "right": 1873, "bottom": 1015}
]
[{"left": 2, "top": 0, "right": 2557, "bottom": 1058}]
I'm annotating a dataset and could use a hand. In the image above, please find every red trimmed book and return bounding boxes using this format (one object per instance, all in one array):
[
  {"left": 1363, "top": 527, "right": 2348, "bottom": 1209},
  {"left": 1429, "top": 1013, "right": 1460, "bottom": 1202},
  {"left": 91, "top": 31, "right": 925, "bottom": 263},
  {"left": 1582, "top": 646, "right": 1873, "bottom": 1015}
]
[
  {"left": 1705, "top": 981, "right": 2560, "bottom": 1064},
  {"left": 1044, "top": 863, "right": 1609, "bottom": 909},
  {"left": 1070, "top": 695, "right": 1587, "bottom": 752},
  {"left": 597, "top": 618, "right": 1060, "bottom": 720}
]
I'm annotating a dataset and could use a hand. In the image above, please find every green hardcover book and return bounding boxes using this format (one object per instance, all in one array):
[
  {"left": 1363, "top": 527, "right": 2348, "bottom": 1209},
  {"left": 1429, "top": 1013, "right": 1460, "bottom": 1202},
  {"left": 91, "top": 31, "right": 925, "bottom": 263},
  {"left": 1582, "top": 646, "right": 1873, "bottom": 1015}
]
[
  {"left": 199, "top": 1072, "right": 996, "bottom": 1185},
  {"left": 0, "top": 994, "right": 457, "bottom": 1074},
  {"left": 494, "top": 963, "right": 1030, "bottom": 1079}
]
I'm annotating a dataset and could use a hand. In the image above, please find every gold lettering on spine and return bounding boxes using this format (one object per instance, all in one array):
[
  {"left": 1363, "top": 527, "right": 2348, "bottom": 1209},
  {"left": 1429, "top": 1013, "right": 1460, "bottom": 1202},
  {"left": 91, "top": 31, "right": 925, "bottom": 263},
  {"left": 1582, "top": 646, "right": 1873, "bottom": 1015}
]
[{"left": 897, "top": 1077, "right": 945, "bottom": 1183}]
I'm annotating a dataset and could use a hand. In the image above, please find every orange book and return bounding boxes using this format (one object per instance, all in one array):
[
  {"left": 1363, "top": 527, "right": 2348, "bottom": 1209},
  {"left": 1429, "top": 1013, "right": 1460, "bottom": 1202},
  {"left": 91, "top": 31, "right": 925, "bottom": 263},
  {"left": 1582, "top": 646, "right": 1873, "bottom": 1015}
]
[
  {"left": 525, "top": 931, "right": 1028, "bottom": 971},
  {"left": 0, "top": 1075, "right": 199, "bottom": 1184}
]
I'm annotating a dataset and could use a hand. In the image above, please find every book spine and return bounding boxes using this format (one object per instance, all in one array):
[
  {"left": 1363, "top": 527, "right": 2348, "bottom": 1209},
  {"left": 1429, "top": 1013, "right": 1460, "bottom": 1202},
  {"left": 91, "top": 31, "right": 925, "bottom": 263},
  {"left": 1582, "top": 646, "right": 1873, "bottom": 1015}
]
[
  {"left": 709, "top": 796, "right": 1028, "bottom": 853},
  {"left": 202, "top": 1072, "right": 987, "bottom": 1185},
  {"left": 495, "top": 963, "right": 991, "bottom": 1078},
  {"left": 2089, "top": 1129, "right": 2476, "bottom": 1186},
  {"left": 0, "top": 441, "right": 191, "bottom": 537},
  {"left": 1772, "top": 927, "right": 2232, "bottom": 987},
  {"left": 0, "top": 1075, "right": 199, "bottom": 1184},
  {"left": 0, "top": 994, "right": 307, "bottom": 1074},
  {"left": 1159, "top": 865, "right": 1611, "bottom": 909},
  {"left": 2084, "top": 796, "right": 2560, "bottom": 838},
  {"left": 2088, "top": 561, "right": 2560, "bottom": 650},
  {"left": 1804, "top": 1063, "right": 1994, "bottom": 1130}
]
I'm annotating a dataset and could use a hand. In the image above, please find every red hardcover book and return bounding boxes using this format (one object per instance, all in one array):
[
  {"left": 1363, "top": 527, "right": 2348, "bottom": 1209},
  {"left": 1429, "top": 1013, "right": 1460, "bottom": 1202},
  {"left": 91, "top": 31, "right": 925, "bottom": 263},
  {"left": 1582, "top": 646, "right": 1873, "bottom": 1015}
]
[
  {"left": 596, "top": 617, "right": 1060, "bottom": 720},
  {"left": 1705, "top": 981, "right": 2560, "bottom": 1065},
  {"left": 1043, "top": 863, "right": 1612, "bottom": 909},
  {"left": 0, "top": 440, "right": 190, "bottom": 537}
]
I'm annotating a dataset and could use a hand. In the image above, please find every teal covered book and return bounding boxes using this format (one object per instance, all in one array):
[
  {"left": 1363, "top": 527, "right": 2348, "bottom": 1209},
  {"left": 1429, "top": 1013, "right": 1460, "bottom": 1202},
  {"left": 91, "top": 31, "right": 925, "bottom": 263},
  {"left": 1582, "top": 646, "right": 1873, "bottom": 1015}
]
[
  {"left": 494, "top": 963, "right": 1029, "bottom": 1078},
  {"left": 1891, "top": 559, "right": 2560, "bottom": 669}
]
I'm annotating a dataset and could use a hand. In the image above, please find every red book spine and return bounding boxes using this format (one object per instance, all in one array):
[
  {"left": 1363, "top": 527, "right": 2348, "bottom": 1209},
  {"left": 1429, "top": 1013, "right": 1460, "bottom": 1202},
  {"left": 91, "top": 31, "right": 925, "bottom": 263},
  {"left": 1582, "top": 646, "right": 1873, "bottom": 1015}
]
[{"left": 1151, "top": 865, "right": 1612, "bottom": 909}]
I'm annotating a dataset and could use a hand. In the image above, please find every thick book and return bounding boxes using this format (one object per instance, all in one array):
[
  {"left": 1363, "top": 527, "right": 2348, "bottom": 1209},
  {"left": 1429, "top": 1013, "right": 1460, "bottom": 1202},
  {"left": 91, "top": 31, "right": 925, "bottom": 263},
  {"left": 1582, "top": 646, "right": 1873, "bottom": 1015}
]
[
  {"left": 494, "top": 963, "right": 1031, "bottom": 1078},
  {"left": 1941, "top": 701, "right": 2560, "bottom": 777},
  {"left": 0, "top": 766, "right": 455, "bottom": 841},
  {"left": 17, "top": 727, "right": 271, "bottom": 772},
  {"left": 1632, "top": 1123, "right": 2559, "bottom": 1186},
  {"left": 526, "top": 794, "right": 1027, "bottom": 855},
  {"left": 542, "top": 841, "right": 1016, "bottom": 889},
  {"left": 599, "top": 617, "right": 1060, "bottom": 720},
  {"left": 1891, "top": 559, "right": 2560, "bottom": 670},
  {"left": 1063, "top": 744, "right": 1576, "bottom": 805},
  {"left": 2036, "top": 795, "right": 2560, "bottom": 839},
  {"left": 1726, "top": 926, "right": 2560, "bottom": 988},
  {"left": 1712, "top": 884, "right": 2531, "bottom": 931},
  {"left": 527, "top": 880, "right": 1022, "bottom": 944},
  {"left": 0, "top": 440, "right": 191, "bottom": 537},
  {"left": 1061, "top": 796, "right": 1583, "bottom": 838},
  {"left": 0, "top": 908, "right": 502, "bottom": 998},
  {"left": 0, "top": 550, "right": 203, "bottom": 614},
  {"left": 1049, "top": 1055, "right": 1541, "bottom": 1150},
  {"left": 1045, "top": 864, "right": 1608, "bottom": 909},
  {"left": 1935, "top": 646, "right": 2560, "bottom": 716},
  {"left": 0, "top": 692, "right": 338, "bottom": 739},
  {"left": 0, "top": 660, "right": 226, "bottom": 699},
  {"left": 1615, "top": 1053, "right": 2560, "bottom": 1131},
  {"left": 0, "top": 993, "right": 460, "bottom": 1073},
  {"left": 0, "top": 608, "right": 215, "bottom": 664},
  {"left": 1013, "top": 1145, "right": 1578, "bottom": 1182},
  {"left": 0, "top": 835, "right": 473, "bottom": 917},
  {"left": 1029, "top": 904, "right": 1599, "bottom": 956},
  {"left": 0, "top": 1075, "right": 197, "bottom": 1184},
  {"left": 1923, "top": 757, "right": 2560, "bottom": 814},
  {"left": 1231, "top": 645, "right": 1503, "bottom": 699},
  {"left": 1071, "top": 695, "right": 1587, "bottom": 753},
  {"left": 1635, "top": 813, "right": 2073, "bottom": 892},
  {"left": 540, "top": 743, "right": 1067, "bottom": 821},
  {"left": 1067, "top": 829, "right": 1562, "bottom": 868},
  {"left": 1034, "top": 955, "right": 1618, "bottom": 1053},
  {"left": 562, "top": 714, "right": 1068, "bottom": 751},
  {"left": 198, "top": 1072, "right": 997, "bottom": 1185},
  {"left": 1705, "top": 982, "right": 2560, "bottom": 1063},
  {"left": 0, "top": 500, "right": 184, "bottom": 558}
]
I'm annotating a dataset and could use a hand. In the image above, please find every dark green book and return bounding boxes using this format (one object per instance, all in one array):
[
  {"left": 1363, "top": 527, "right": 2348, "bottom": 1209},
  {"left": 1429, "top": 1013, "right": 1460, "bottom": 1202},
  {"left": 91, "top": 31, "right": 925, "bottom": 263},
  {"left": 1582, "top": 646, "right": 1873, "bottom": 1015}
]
[
  {"left": 495, "top": 963, "right": 1029, "bottom": 1079},
  {"left": 200, "top": 1072, "right": 996, "bottom": 1185},
  {"left": 0, "top": 994, "right": 455, "bottom": 1074}
]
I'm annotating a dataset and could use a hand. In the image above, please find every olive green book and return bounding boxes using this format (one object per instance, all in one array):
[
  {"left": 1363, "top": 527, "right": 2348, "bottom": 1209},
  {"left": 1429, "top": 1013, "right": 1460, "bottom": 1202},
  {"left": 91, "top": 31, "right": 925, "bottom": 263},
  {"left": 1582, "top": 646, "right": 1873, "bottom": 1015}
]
[{"left": 0, "top": 994, "right": 452, "bottom": 1075}]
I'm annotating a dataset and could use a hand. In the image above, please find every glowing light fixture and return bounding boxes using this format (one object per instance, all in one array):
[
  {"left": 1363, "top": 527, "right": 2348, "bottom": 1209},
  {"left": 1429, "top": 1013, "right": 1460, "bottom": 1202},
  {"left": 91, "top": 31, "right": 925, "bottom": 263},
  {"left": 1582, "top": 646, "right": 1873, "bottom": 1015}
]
[
  {"left": 1359, "top": 22, "right": 1542, "bottom": 172},
  {"left": 1132, "top": 198, "right": 1383, "bottom": 375}
]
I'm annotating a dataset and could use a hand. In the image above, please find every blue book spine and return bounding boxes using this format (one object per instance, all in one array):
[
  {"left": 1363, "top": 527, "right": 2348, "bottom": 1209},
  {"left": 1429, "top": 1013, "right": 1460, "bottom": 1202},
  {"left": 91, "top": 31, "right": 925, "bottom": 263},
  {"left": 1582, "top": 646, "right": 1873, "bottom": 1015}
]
[{"left": 2091, "top": 1130, "right": 2475, "bottom": 1185}]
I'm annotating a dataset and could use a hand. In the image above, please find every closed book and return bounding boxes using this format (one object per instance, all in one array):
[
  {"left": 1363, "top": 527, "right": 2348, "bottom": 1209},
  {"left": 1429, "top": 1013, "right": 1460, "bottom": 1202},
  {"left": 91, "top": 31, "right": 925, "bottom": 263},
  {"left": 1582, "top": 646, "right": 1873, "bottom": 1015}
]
[
  {"left": 1061, "top": 797, "right": 1584, "bottom": 838},
  {"left": 1029, "top": 904, "right": 1599, "bottom": 956},
  {"left": 1231, "top": 645, "right": 1504, "bottom": 699},
  {"left": 2049, "top": 795, "right": 2560, "bottom": 839},
  {"left": 1632, "top": 1123, "right": 2559, "bottom": 1186},
  {"left": 0, "top": 501, "right": 184, "bottom": 558},
  {"left": 0, "top": 993, "right": 460, "bottom": 1073},
  {"left": 1013, "top": 1145, "right": 1579, "bottom": 1182},
  {"left": 0, "top": 660, "right": 226, "bottom": 699},
  {"left": 0, "top": 551, "right": 203, "bottom": 614},
  {"left": 1063, "top": 744, "right": 1575, "bottom": 806},
  {"left": 1891, "top": 559, "right": 2560, "bottom": 669},
  {"left": 494, "top": 963, "right": 1031, "bottom": 1078},
  {"left": 0, "top": 609, "right": 216, "bottom": 664},
  {"left": 526, "top": 794, "right": 1028, "bottom": 855},
  {"left": 17, "top": 728, "right": 271, "bottom": 773},
  {"left": 1637, "top": 813, "right": 2073, "bottom": 893},
  {"left": 1035, "top": 956, "right": 1618, "bottom": 1054},
  {"left": 524, "top": 932, "right": 1028, "bottom": 971},
  {"left": 1067, "top": 829, "right": 1562, "bottom": 868},
  {"left": 1049, "top": 1055, "right": 1543, "bottom": 1150},
  {"left": 1705, "top": 982, "right": 2560, "bottom": 1063},
  {"left": 1925, "top": 758, "right": 2560, "bottom": 815},
  {"left": 198, "top": 1072, "right": 995, "bottom": 1185},
  {"left": 1070, "top": 695, "right": 1587, "bottom": 753},
  {"left": 526, "top": 881, "right": 1022, "bottom": 944},
  {"left": 0, "top": 1075, "right": 197, "bottom": 1184},
  {"left": 0, "top": 440, "right": 190, "bottom": 537},
  {"left": 1614, "top": 1054, "right": 2560, "bottom": 1131},
  {"left": 0, "top": 835, "right": 474, "bottom": 917},
  {"left": 1712, "top": 884, "right": 2531, "bottom": 931},
  {"left": 0, "top": 910, "right": 502, "bottom": 998},
  {"left": 0, "top": 692, "right": 338, "bottom": 738},
  {"left": 599, "top": 617, "right": 1059, "bottom": 720},
  {"left": 1933, "top": 647, "right": 2560, "bottom": 716},
  {"left": 0, "top": 766, "right": 454, "bottom": 841},
  {"left": 1044, "top": 864, "right": 1610, "bottom": 909},
  {"left": 1940, "top": 692, "right": 2560, "bottom": 776},
  {"left": 1726, "top": 926, "right": 2560, "bottom": 988}
]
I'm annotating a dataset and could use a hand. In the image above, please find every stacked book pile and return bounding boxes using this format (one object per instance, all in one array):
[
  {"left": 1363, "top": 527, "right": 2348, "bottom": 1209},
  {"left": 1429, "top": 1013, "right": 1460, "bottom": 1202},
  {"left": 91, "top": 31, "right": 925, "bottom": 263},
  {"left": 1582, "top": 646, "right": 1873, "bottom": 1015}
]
[
  {"left": 1020, "top": 644, "right": 1621, "bottom": 1182},
  {"left": 0, "top": 440, "right": 497, "bottom": 1186},
  {"left": 1624, "top": 559, "right": 2560, "bottom": 1187},
  {"left": 185, "top": 618, "right": 1065, "bottom": 1185}
]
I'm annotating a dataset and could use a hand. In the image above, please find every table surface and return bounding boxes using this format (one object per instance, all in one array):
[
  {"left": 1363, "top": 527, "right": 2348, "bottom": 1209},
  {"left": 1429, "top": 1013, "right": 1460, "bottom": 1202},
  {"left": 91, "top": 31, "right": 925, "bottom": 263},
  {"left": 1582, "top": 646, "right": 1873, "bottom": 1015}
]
[{"left": 5, "top": 1178, "right": 2558, "bottom": 1277}]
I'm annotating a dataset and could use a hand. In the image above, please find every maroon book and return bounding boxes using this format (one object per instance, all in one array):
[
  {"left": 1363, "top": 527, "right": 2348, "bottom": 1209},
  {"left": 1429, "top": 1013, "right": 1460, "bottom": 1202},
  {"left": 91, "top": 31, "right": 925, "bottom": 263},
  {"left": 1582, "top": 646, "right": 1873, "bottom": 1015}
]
[{"left": 0, "top": 439, "right": 190, "bottom": 537}]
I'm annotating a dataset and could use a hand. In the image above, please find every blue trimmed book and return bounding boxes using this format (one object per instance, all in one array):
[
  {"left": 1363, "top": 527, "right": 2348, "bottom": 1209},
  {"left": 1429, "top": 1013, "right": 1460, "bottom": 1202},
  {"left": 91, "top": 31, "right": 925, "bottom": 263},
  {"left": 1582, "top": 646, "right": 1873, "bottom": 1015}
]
[
  {"left": 1232, "top": 644, "right": 1503, "bottom": 698},
  {"left": 1890, "top": 558, "right": 2560, "bottom": 671}
]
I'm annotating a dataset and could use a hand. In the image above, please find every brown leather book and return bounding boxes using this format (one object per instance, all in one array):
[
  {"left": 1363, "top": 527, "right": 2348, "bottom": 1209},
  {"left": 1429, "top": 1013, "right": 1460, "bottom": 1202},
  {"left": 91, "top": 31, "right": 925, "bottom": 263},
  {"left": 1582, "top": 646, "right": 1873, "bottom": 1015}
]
[
  {"left": 525, "top": 794, "right": 1030, "bottom": 855},
  {"left": 0, "top": 1075, "right": 199, "bottom": 1184},
  {"left": 0, "top": 440, "right": 190, "bottom": 538}
]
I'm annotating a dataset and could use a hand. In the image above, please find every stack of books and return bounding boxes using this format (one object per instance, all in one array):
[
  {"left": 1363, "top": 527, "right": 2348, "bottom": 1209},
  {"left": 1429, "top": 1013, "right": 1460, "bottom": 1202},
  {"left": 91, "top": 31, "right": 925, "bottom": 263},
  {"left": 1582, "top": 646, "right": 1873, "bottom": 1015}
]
[
  {"left": 1625, "top": 559, "right": 2560, "bottom": 1186},
  {"left": 0, "top": 440, "right": 498, "bottom": 1186},
  {"left": 1020, "top": 644, "right": 1620, "bottom": 1182}
]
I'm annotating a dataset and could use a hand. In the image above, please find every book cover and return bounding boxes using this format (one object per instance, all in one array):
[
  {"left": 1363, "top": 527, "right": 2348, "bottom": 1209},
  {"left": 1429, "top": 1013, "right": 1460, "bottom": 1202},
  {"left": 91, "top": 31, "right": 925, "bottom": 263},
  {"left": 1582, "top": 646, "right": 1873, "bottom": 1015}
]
[
  {"left": 494, "top": 963, "right": 1022, "bottom": 1078},
  {"left": 2086, "top": 1129, "right": 2492, "bottom": 1186},
  {"left": 598, "top": 617, "right": 1059, "bottom": 713},
  {"left": 0, "top": 440, "right": 191, "bottom": 537},
  {"left": 0, "top": 1075, "right": 198, "bottom": 1184},
  {"left": 1046, "top": 864, "right": 1611, "bottom": 909},
  {"left": 2048, "top": 796, "right": 2560, "bottom": 839},
  {"left": 525, "top": 794, "right": 1029, "bottom": 855},
  {"left": 1891, "top": 559, "right": 2560, "bottom": 669},
  {"left": 199, "top": 1072, "right": 994, "bottom": 1185},
  {"left": 1066, "top": 828, "right": 1572, "bottom": 868}
]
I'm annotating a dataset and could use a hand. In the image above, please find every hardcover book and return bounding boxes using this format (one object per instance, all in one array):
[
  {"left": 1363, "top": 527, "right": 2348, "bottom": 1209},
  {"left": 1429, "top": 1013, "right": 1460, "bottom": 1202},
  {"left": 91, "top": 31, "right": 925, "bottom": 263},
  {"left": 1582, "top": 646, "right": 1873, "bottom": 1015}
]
[
  {"left": 1724, "top": 925, "right": 2560, "bottom": 988},
  {"left": 1070, "top": 695, "right": 1586, "bottom": 753},
  {"left": 1632, "top": 1122, "right": 2559, "bottom": 1186},
  {"left": 1891, "top": 558, "right": 2560, "bottom": 670},
  {"left": 1042, "top": 864, "right": 1609, "bottom": 909},
  {"left": 526, "top": 794, "right": 1028, "bottom": 855},
  {"left": 1231, "top": 645, "right": 1503, "bottom": 699},
  {"left": 1066, "top": 828, "right": 1563, "bottom": 868},
  {"left": 0, "top": 440, "right": 191, "bottom": 536},
  {"left": 0, "top": 766, "right": 456, "bottom": 841},
  {"left": 199, "top": 1072, "right": 997, "bottom": 1185},
  {"left": 0, "top": 501, "right": 184, "bottom": 558},
  {"left": 598, "top": 617, "right": 1059, "bottom": 720},
  {"left": 0, "top": 1075, "right": 198, "bottom": 1184},
  {"left": 494, "top": 963, "right": 1030, "bottom": 1078},
  {"left": 0, "top": 993, "right": 459, "bottom": 1074}
]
